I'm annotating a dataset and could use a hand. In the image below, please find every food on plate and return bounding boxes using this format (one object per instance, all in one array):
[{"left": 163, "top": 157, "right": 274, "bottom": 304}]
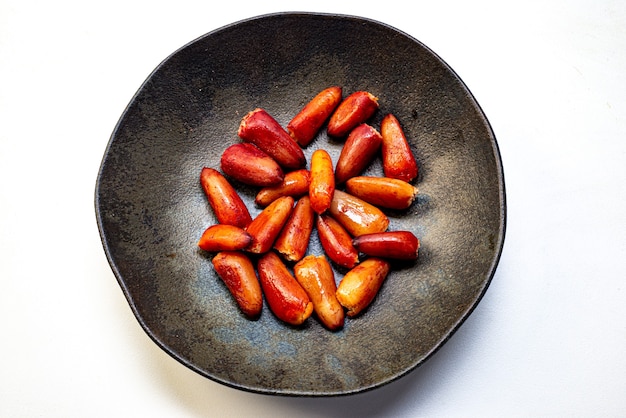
[
  {"left": 327, "top": 91, "right": 379, "bottom": 138},
  {"left": 200, "top": 167, "right": 252, "bottom": 228},
  {"left": 238, "top": 108, "right": 306, "bottom": 169},
  {"left": 245, "top": 196, "right": 294, "bottom": 254},
  {"left": 274, "top": 196, "right": 315, "bottom": 262},
  {"left": 316, "top": 214, "right": 359, "bottom": 269},
  {"left": 309, "top": 149, "right": 335, "bottom": 214},
  {"left": 344, "top": 176, "right": 418, "bottom": 210},
  {"left": 336, "top": 258, "right": 391, "bottom": 317},
  {"left": 334, "top": 123, "right": 383, "bottom": 184},
  {"left": 294, "top": 255, "right": 345, "bottom": 331},
  {"left": 328, "top": 190, "right": 389, "bottom": 237},
  {"left": 288, "top": 86, "right": 343, "bottom": 147},
  {"left": 255, "top": 169, "right": 311, "bottom": 207},
  {"left": 197, "top": 86, "right": 421, "bottom": 329},
  {"left": 352, "top": 231, "right": 420, "bottom": 260},
  {"left": 380, "top": 113, "right": 418, "bottom": 182},
  {"left": 212, "top": 251, "right": 263, "bottom": 318},
  {"left": 198, "top": 224, "right": 252, "bottom": 252},
  {"left": 257, "top": 251, "right": 314, "bottom": 325},
  {"left": 220, "top": 142, "right": 284, "bottom": 187}
]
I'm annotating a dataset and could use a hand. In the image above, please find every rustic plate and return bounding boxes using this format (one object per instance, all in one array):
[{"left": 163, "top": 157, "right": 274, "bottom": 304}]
[{"left": 95, "top": 12, "right": 506, "bottom": 396}]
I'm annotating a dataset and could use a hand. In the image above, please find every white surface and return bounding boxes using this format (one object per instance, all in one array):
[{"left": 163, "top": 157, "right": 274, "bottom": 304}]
[{"left": 1, "top": 0, "right": 625, "bottom": 416}]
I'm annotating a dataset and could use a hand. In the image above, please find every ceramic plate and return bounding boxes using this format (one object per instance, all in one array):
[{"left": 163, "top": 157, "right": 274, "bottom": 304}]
[{"left": 95, "top": 12, "right": 506, "bottom": 396}]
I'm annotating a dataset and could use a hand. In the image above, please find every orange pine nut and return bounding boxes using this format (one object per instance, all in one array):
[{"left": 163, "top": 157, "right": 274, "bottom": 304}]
[
  {"left": 336, "top": 258, "right": 391, "bottom": 317},
  {"left": 212, "top": 251, "right": 263, "bottom": 318},
  {"left": 344, "top": 176, "right": 418, "bottom": 210},
  {"left": 316, "top": 214, "right": 359, "bottom": 269},
  {"left": 198, "top": 224, "right": 252, "bottom": 252},
  {"left": 309, "top": 149, "right": 335, "bottom": 214},
  {"left": 274, "top": 196, "right": 315, "bottom": 262},
  {"left": 255, "top": 169, "right": 311, "bottom": 207},
  {"left": 238, "top": 108, "right": 306, "bottom": 169},
  {"left": 328, "top": 190, "right": 389, "bottom": 237},
  {"left": 220, "top": 143, "right": 284, "bottom": 187},
  {"left": 352, "top": 231, "right": 420, "bottom": 260},
  {"left": 294, "top": 255, "right": 345, "bottom": 331},
  {"left": 200, "top": 167, "right": 252, "bottom": 228},
  {"left": 245, "top": 196, "right": 294, "bottom": 254},
  {"left": 334, "top": 124, "right": 383, "bottom": 184},
  {"left": 380, "top": 113, "right": 418, "bottom": 182},
  {"left": 257, "top": 251, "right": 313, "bottom": 326},
  {"left": 287, "top": 86, "right": 343, "bottom": 147},
  {"left": 327, "top": 91, "right": 379, "bottom": 138}
]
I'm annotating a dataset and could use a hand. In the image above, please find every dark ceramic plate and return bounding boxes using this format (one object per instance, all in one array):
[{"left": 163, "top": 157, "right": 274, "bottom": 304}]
[{"left": 95, "top": 12, "right": 506, "bottom": 396}]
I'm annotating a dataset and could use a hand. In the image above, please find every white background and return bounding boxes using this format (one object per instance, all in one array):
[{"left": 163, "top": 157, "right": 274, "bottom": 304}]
[{"left": 1, "top": 0, "right": 625, "bottom": 416}]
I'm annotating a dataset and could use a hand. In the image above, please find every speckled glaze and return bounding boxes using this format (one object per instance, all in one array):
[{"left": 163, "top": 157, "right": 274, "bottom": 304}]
[{"left": 95, "top": 12, "right": 506, "bottom": 396}]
